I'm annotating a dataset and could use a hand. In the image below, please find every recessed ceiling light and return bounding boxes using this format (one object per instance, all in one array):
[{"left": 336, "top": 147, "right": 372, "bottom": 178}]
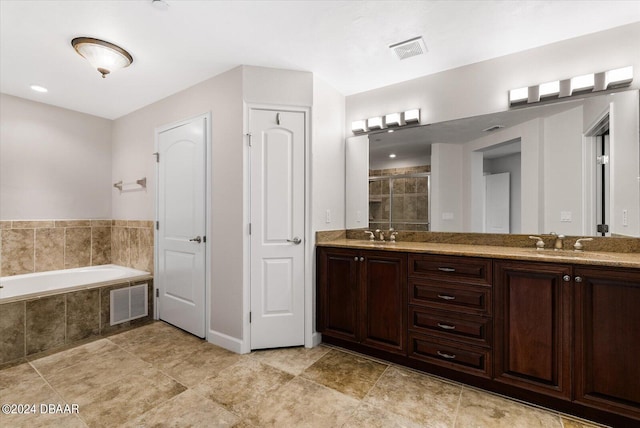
[
  {"left": 30, "top": 85, "right": 48, "bottom": 93},
  {"left": 389, "top": 153, "right": 397, "bottom": 158},
  {"left": 387, "top": 129, "right": 394, "bottom": 133}
]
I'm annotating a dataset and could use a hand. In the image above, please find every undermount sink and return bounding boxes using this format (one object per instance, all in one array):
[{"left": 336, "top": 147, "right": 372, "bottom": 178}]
[{"left": 528, "top": 249, "right": 590, "bottom": 258}]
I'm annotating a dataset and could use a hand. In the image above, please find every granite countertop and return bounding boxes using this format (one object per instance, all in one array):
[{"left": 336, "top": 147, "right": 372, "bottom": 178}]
[{"left": 317, "top": 239, "right": 640, "bottom": 269}]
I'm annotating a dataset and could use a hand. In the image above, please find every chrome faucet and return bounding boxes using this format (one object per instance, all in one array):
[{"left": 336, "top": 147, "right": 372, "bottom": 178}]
[
  {"left": 364, "top": 230, "right": 375, "bottom": 241},
  {"left": 389, "top": 228, "right": 398, "bottom": 242},
  {"left": 529, "top": 236, "right": 545, "bottom": 250},
  {"left": 574, "top": 237, "right": 593, "bottom": 251},
  {"left": 550, "top": 232, "right": 565, "bottom": 250},
  {"left": 375, "top": 229, "right": 385, "bottom": 242}
]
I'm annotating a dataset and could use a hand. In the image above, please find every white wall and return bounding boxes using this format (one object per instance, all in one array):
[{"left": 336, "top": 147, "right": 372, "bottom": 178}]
[
  {"left": 431, "top": 143, "right": 463, "bottom": 231},
  {"left": 0, "top": 94, "right": 112, "bottom": 220},
  {"left": 464, "top": 119, "right": 543, "bottom": 234},
  {"left": 345, "top": 23, "right": 640, "bottom": 135},
  {"left": 544, "top": 106, "right": 584, "bottom": 235},
  {"left": 311, "top": 77, "right": 345, "bottom": 233},
  {"left": 112, "top": 66, "right": 245, "bottom": 345},
  {"left": 485, "top": 153, "right": 522, "bottom": 234}
]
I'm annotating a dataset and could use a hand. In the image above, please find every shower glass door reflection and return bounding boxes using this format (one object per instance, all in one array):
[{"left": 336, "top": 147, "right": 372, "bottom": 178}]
[{"left": 369, "top": 171, "right": 430, "bottom": 232}]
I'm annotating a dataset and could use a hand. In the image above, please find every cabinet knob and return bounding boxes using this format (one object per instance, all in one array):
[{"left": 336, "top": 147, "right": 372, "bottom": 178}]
[
  {"left": 354, "top": 257, "right": 358, "bottom": 261},
  {"left": 563, "top": 275, "right": 571, "bottom": 282},
  {"left": 575, "top": 276, "right": 583, "bottom": 283},
  {"left": 360, "top": 257, "right": 364, "bottom": 262}
]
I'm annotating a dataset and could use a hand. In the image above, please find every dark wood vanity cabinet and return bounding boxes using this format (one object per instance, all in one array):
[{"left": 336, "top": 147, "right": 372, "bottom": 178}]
[
  {"left": 573, "top": 266, "right": 640, "bottom": 420},
  {"left": 317, "top": 247, "right": 407, "bottom": 355},
  {"left": 493, "top": 261, "right": 572, "bottom": 399},
  {"left": 407, "top": 254, "right": 493, "bottom": 377},
  {"left": 317, "top": 245, "right": 640, "bottom": 425}
]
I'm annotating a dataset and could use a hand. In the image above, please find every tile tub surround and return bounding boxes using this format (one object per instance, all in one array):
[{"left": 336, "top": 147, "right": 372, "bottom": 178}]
[
  {"left": 111, "top": 220, "right": 154, "bottom": 274},
  {"left": 0, "top": 220, "right": 112, "bottom": 277},
  {"left": 0, "top": 219, "right": 155, "bottom": 277},
  {"left": 0, "top": 322, "right": 605, "bottom": 428},
  {"left": 0, "top": 279, "right": 153, "bottom": 364}
]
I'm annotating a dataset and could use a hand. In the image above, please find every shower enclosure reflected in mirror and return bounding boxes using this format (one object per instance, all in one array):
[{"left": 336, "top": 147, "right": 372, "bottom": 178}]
[{"left": 346, "top": 89, "right": 640, "bottom": 237}]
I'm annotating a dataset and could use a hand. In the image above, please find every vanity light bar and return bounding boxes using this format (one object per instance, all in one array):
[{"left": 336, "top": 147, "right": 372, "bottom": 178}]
[
  {"left": 351, "top": 119, "right": 367, "bottom": 133},
  {"left": 351, "top": 109, "right": 420, "bottom": 134},
  {"left": 509, "top": 66, "right": 633, "bottom": 107},
  {"left": 367, "top": 116, "right": 384, "bottom": 130}
]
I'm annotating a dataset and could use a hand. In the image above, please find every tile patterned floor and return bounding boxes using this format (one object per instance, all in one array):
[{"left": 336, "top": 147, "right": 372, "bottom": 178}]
[{"left": 0, "top": 321, "right": 606, "bottom": 427}]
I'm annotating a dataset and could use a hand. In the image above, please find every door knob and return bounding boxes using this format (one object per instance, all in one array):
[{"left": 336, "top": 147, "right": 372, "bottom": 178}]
[
  {"left": 287, "top": 237, "right": 302, "bottom": 245},
  {"left": 189, "top": 236, "right": 202, "bottom": 243}
]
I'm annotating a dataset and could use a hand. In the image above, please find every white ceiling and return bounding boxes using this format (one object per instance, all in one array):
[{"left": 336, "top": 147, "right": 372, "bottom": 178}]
[{"left": 1, "top": 0, "right": 639, "bottom": 119}]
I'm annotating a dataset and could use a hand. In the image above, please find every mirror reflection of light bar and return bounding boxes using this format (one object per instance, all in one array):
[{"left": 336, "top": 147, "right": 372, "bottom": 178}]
[
  {"left": 539, "top": 81, "right": 560, "bottom": 98},
  {"left": 351, "top": 120, "right": 367, "bottom": 133},
  {"left": 570, "top": 73, "right": 594, "bottom": 94},
  {"left": 385, "top": 112, "right": 402, "bottom": 127},
  {"left": 605, "top": 66, "right": 633, "bottom": 89},
  {"left": 367, "top": 116, "right": 383, "bottom": 130},
  {"left": 404, "top": 109, "right": 420, "bottom": 123},
  {"left": 509, "top": 87, "right": 528, "bottom": 104}
]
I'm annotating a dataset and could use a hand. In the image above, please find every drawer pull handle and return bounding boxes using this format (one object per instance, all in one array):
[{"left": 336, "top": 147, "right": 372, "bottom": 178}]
[
  {"left": 437, "top": 323, "right": 456, "bottom": 330},
  {"left": 437, "top": 294, "right": 456, "bottom": 301},
  {"left": 437, "top": 351, "right": 457, "bottom": 359},
  {"left": 438, "top": 267, "right": 456, "bottom": 272}
]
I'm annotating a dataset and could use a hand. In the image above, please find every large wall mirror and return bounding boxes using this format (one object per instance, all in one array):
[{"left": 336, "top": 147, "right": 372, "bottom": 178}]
[{"left": 346, "top": 89, "right": 640, "bottom": 238}]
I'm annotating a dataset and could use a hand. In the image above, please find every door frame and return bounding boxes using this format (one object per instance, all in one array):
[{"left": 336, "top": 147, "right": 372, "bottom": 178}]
[
  {"left": 242, "top": 103, "right": 314, "bottom": 354},
  {"left": 153, "top": 112, "right": 212, "bottom": 340}
]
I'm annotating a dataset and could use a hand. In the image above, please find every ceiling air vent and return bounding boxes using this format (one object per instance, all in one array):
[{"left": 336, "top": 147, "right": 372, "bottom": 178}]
[{"left": 389, "top": 36, "right": 427, "bottom": 60}]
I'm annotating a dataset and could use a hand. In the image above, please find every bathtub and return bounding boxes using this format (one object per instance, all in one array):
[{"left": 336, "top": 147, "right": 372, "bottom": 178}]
[
  {"left": 0, "top": 264, "right": 154, "bottom": 364},
  {"left": 0, "top": 264, "right": 151, "bottom": 303}
]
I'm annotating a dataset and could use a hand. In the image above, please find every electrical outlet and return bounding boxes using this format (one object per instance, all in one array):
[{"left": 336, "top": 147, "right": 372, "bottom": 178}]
[
  {"left": 623, "top": 209, "right": 628, "bottom": 226},
  {"left": 325, "top": 209, "right": 331, "bottom": 224},
  {"left": 356, "top": 210, "right": 361, "bottom": 223},
  {"left": 442, "top": 212, "right": 454, "bottom": 220},
  {"left": 560, "top": 211, "right": 572, "bottom": 222}
]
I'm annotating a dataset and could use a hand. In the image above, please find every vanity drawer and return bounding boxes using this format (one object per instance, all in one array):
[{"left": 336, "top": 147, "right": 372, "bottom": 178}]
[
  {"left": 408, "top": 333, "right": 491, "bottom": 378},
  {"left": 409, "top": 280, "right": 492, "bottom": 316},
  {"left": 408, "top": 254, "right": 492, "bottom": 285},
  {"left": 409, "top": 307, "right": 491, "bottom": 347}
]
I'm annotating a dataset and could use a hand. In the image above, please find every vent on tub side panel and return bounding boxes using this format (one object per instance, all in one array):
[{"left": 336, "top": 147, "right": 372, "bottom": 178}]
[{"left": 110, "top": 283, "right": 148, "bottom": 326}]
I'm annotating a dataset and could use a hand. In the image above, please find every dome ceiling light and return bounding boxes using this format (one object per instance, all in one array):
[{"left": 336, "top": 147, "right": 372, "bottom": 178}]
[{"left": 71, "top": 37, "right": 133, "bottom": 78}]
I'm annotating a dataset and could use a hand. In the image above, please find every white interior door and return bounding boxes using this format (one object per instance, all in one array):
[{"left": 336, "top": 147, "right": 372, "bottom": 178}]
[
  {"left": 250, "top": 109, "right": 305, "bottom": 350},
  {"left": 156, "top": 116, "right": 207, "bottom": 338},
  {"left": 485, "top": 172, "right": 510, "bottom": 234}
]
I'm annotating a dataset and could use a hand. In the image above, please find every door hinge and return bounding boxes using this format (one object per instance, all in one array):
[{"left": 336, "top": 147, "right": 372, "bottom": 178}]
[
  {"left": 156, "top": 221, "right": 159, "bottom": 230},
  {"left": 155, "top": 289, "right": 159, "bottom": 298},
  {"left": 596, "top": 155, "right": 609, "bottom": 165},
  {"left": 153, "top": 152, "right": 159, "bottom": 163},
  {"left": 249, "top": 312, "right": 252, "bottom": 323},
  {"left": 249, "top": 223, "right": 252, "bottom": 235},
  {"left": 245, "top": 132, "right": 252, "bottom": 147},
  {"left": 597, "top": 224, "right": 609, "bottom": 233}
]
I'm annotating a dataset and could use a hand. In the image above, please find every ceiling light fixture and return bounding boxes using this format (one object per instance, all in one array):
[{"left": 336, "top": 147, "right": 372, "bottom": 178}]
[
  {"left": 30, "top": 85, "right": 48, "bottom": 93},
  {"left": 71, "top": 37, "right": 133, "bottom": 78},
  {"left": 351, "top": 120, "right": 367, "bottom": 133},
  {"left": 151, "top": 0, "right": 169, "bottom": 11},
  {"left": 389, "top": 153, "right": 397, "bottom": 158},
  {"left": 367, "top": 117, "right": 383, "bottom": 130}
]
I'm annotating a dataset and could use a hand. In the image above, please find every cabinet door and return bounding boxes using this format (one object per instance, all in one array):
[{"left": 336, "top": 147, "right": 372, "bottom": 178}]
[
  {"left": 361, "top": 251, "right": 407, "bottom": 355},
  {"left": 317, "top": 247, "right": 360, "bottom": 342},
  {"left": 494, "top": 261, "right": 572, "bottom": 399},
  {"left": 574, "top": 267, "right": 640, "bottom": 419}
]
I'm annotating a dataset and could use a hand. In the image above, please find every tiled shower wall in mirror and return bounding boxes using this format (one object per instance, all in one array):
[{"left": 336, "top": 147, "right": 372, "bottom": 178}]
[
  {"left": 0, "top": 220, "right": 154, "bottom": 277},
  {"left": 369, "top": 165, "right": 430, "bottom": 232}
]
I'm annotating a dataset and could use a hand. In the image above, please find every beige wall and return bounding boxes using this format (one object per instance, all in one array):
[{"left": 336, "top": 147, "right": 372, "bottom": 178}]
[
  {"left": 345, "top": 23, "right": 640, "bottom": 135},
  {"left": 0, "top": 94, "right": 112, "bottom": 220}
]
